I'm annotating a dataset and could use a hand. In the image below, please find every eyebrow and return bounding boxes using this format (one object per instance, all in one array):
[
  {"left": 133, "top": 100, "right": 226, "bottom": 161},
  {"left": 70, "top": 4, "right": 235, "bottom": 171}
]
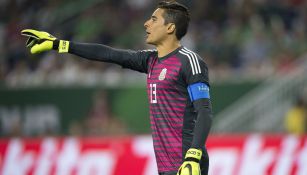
[{"left": 151, "top": 15, "right": 157, "bottom": 20}]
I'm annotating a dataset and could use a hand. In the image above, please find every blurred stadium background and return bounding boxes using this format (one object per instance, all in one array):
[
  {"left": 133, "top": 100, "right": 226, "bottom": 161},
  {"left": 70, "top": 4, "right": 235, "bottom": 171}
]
[{"left": 0, "top": 0, "right": 306, "bottom": 174}]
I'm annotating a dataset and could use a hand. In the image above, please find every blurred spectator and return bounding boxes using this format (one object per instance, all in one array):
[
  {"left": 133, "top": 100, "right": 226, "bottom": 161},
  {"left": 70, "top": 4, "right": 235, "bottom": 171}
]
[
  {"left": 84, "top": 90, "right": 126, "bottom": 136},
  {"left": 284, "top": 96, "right": 307, "bottom": 135}
]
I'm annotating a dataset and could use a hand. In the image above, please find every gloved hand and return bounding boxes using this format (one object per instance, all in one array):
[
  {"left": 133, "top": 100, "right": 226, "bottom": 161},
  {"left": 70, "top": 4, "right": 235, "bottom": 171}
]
[
  {"left": 21, "top": 29, "right": 69, "bottom": 54},
  {"left": 177, "top": 148, "right": 202, "bottom": 175}
]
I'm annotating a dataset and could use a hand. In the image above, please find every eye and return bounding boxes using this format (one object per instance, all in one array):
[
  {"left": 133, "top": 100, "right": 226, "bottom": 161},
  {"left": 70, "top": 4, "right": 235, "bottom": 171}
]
[{"left": 151, "top": 16, "right": 157, "bottom": 22}]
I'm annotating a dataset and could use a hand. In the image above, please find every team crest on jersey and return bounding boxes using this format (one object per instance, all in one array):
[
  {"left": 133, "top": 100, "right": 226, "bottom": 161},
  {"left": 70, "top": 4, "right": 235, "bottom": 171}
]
[{"left": 159, "top": 68, "right": 167, "bottom": 81}]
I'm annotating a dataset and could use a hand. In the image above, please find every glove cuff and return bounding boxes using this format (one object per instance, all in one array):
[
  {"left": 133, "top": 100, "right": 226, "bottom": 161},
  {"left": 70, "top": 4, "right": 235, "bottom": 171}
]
[
  {"left": 185, "top": 157, "right": 201, "bottom": 163},
  {"left": 54, "top": 40, "right": 70, "bottom": 53},
  {"left": 185, "top": 148, "right": 202, "bottom": 162},
  {"left": 58, "top": 40, "right": 70, "bottom": 53}
]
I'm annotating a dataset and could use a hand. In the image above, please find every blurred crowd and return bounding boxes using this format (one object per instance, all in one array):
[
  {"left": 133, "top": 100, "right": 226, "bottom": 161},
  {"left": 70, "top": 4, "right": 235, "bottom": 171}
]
[
  {"left": 0, "top": 88, "right": 128, "bottom": 137},
  {"left": 0, "top": 0, "right": 306, "bottom": 87},
  {"left": 69, "top": 90, "right": 127, "bottom": 137}
]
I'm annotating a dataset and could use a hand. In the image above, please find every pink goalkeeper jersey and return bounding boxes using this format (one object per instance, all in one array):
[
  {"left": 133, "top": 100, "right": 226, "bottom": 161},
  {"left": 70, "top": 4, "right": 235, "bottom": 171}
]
[{"left": 142, "top": 47, "right": 209, "bottom": 173}]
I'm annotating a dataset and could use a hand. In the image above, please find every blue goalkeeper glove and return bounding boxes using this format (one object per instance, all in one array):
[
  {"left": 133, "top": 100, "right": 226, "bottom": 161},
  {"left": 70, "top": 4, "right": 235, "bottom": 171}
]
[
  {"left": 21, "top": 29, "right": 69, "bottom": 54},
  {"left": 177, "top": 148, "right": 202, "bottom": 175}
]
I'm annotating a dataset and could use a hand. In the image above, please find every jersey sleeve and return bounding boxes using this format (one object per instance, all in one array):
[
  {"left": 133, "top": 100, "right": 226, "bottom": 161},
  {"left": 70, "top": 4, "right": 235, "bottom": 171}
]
[
  {"left": 180, "top": 50, "right": 213, "bottom": 149},
  {"left": 181, "top": 52, "right": 209, "bottom": 86},
  {"left": 122, "top": 49, "right": 156, "bottom": 74},
  {"left": 69, "top": 42, "right": 156, "bottom": 73}
]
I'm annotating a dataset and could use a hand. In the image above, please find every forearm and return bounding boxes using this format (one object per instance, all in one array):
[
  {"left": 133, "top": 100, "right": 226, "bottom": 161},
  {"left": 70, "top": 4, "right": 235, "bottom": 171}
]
[
  {"left": 68, "top": 42, "right": 136, "bottom": 66},
  {"left": 191, "top": 99, "right": 213, "bottom": 149}
]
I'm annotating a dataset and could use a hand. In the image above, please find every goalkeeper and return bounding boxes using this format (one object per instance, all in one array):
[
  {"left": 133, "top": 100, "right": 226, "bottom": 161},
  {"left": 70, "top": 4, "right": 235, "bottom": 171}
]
[{"left": 22, "top": 1, "right": 212, "bottom": 175}]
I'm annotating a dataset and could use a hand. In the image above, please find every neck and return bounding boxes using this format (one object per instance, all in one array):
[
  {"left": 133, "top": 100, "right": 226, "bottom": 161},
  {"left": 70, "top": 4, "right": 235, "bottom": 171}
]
[{"left": 156, "top": 38, "right": 181, "bottom": 58}]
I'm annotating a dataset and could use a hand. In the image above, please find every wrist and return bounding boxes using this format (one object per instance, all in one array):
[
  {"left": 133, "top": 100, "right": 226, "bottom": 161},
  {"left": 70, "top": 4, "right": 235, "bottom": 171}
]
[
  {"left": 53, "top": 40, "right": 70, "bottom": 53},
  {"left": 185, "top": 148, "right": 202, "bottom": 163}
]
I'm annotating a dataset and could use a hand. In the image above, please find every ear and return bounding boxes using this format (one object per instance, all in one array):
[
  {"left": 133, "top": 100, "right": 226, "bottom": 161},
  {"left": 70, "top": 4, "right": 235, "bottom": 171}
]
[{"left": 167, "top": 23, "right": 176, "bottom": 34}]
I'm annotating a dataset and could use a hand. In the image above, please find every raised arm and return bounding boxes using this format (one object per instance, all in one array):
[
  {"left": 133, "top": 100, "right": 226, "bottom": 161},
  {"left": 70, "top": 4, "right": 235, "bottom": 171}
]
[{"left": 21, "top": 29, "right": 152, "bottom": 73}]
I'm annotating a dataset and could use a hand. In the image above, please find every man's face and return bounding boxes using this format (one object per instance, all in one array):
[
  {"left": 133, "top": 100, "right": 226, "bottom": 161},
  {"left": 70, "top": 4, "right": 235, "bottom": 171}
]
[{"left": 144, "top": 8, "right": 169, "bottom": 45}]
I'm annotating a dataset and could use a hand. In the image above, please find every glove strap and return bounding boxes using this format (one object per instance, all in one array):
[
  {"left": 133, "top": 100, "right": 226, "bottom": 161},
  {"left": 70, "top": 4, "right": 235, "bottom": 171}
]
[
  {"left": 58, "top": 40, "right": 70, "bottom": 53},
  {"left": 53, "top": 40, "right": 59, "bottom": 50},
  {"left": 185, "top": 148, "right": 202, "bottom": 163}
]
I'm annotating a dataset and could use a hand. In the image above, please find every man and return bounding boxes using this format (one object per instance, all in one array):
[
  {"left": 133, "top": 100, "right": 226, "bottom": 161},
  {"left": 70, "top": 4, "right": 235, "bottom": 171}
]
[{"left": 21, "top": 1, "right": 212, "bottom": 175}]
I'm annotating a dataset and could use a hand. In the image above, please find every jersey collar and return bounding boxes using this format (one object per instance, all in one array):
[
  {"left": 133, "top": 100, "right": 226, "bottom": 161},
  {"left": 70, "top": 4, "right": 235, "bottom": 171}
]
[{"left": 158, "top": 46, "right": 183, "bottom": 62}]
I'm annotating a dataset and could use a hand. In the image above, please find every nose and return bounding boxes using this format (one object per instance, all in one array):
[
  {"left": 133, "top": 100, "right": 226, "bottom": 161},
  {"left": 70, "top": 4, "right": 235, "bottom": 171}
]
[{"left": 144, "top": 19, "right": 149, "bottom": 28}]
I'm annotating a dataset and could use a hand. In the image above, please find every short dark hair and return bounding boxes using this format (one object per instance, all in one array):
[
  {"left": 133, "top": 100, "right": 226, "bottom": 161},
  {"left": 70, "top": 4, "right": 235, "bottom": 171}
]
[{"left": 157, "top": 1, "right": 190, "bottom": 40}]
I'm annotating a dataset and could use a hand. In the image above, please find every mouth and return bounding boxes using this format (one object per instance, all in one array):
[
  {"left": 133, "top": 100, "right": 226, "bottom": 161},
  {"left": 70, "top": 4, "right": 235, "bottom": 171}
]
[{"left": 146, "top": 31, "right": 150, "bottom": 36}]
